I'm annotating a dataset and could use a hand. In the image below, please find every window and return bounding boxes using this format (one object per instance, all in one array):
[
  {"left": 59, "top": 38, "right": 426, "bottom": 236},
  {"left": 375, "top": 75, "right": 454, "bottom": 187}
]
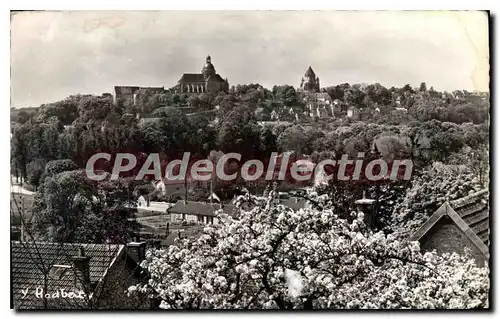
[{"left": 49, "top": 265, "right": 72, "bottom": 280}]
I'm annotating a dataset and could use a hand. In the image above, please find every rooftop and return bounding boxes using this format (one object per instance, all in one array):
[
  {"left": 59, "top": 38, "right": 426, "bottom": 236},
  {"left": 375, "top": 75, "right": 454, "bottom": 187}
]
[{"left": 11, "top": 241, "right": 125, "bottom": 309}]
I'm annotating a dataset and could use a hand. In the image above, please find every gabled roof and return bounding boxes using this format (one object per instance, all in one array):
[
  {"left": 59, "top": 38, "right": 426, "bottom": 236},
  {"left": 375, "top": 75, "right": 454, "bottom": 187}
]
[
  {"left": 168, "top": 200, "right": 237, "bottom": 217},
  {"left": 177, "top": 74, "right": 206, "bottom": 84},
  {"left": 11, "top": 241, "right": 124, "bottom": 309},
  {"left": 409, "top": 189, "right": 489, "bottom": 259}
]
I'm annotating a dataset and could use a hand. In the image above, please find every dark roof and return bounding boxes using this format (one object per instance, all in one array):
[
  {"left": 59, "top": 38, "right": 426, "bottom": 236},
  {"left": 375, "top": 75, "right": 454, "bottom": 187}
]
[
  {"left": 207, "top": 74, "right": 226, "bottom": 83},
  {"left": 409, "top": 189, "right": 489, "bottom": 259},
  {"left": 305, "top": 66, "right": 316, "bottom": 77},
  {"left": 114, "top": 86, "right": 140, "bottom": 95},
  {"left": 449, "top": 189, "right": 489, "bottom": 246},
  {"left": 168, "top": 201, "right": 237, "bottom": 217},
  {"left": 178, "top": 74, "right": 206, "bottom": 84},
  {"left": 178, "top": 73, "right": 226, "bottom": 84},
  {"left": 11, "top": 241, "right": 124, "bottom": 309}
]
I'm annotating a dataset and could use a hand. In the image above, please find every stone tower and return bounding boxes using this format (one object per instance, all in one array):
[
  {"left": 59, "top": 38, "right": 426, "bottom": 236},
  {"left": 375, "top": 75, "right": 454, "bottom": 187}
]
[{"left": 301, "top": 66, "right": 320, "bottom": 92}]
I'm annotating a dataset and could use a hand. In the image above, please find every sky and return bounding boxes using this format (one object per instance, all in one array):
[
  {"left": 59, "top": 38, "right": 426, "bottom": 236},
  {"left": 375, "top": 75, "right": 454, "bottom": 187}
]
[{"left": 11, "top": 10, "right": 489, "bottom": 108}]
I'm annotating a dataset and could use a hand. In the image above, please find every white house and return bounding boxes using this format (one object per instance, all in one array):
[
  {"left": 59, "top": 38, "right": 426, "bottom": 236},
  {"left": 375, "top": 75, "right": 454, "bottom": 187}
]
[{"left": 167, "top": 200, "right": 238, "bottom": 225}]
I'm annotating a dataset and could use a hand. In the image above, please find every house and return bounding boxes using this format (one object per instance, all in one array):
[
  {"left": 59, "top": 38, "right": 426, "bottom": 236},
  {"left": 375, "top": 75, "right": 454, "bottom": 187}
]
[
  {"left": 11, "top": 241, "right": 152, "bottom": 310},
  {"left": 270, "top": 110, "right": 279, "bottom": 121},
  {"left": 409, "top": 189, "right": 489, "bottom": 266},
  {"left": 137, "top": 196, "right": 174, "bottom": 214},
  {"left": 154, "top": 179, "right": 186, "bottom": 199},
  {"left": 167, "top": 200, "right": 238, "bottom": 225},
  {"left": 347, "top": 106, "right": 357, "bottom": 117},
  {"left": 315, "top": 92, "right": 332, "bottom": 106},
  {"left": 138, "top": 117, "right": 161, "bottom": 126}
]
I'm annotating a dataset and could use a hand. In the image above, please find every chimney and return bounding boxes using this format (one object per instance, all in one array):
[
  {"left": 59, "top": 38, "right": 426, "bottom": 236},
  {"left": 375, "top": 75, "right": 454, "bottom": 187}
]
[
  {"left": 72, "top": 247, "right": 91, "bottom": 285},
  {"left": 127, "top": 236, "right": 147, "bottom": 264},
  {"left": 354, "top": 191, "right": 376, "bottom": 229}
]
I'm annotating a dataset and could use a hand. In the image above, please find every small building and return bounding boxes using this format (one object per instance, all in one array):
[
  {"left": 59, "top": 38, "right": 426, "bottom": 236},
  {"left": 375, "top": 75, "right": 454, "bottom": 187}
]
[
  {"left": 347, "top": 106, "right": 357, "bottom": 117},
  {"left": 270, "top": 109, "right": 279, "bottom": 121},
  {"left": 167, "top": 200, "right": 238, "bottom": 225},
  {"left": 154, "top": 179, "right": 186, "bottom": 199},
  {"left": 11, "top": 241, "right": 151, "bottom": 310},
  {"left": 409, "top": 189, "right": 489, "bottom": 266}
]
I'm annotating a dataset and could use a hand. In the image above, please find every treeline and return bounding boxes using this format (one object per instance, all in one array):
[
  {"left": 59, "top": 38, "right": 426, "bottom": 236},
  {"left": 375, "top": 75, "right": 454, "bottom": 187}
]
[
  {"left": 10, "top": 82, "right": 489, "bottom": 190},
  {"left": 10, "top": 82, "right": 490, "bottom": 243}
]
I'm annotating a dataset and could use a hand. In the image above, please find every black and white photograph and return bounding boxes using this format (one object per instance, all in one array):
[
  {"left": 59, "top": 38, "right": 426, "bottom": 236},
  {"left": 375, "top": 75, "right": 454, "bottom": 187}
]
[{"left": 8, "top": 9, "right": 491, "bottom": 310}]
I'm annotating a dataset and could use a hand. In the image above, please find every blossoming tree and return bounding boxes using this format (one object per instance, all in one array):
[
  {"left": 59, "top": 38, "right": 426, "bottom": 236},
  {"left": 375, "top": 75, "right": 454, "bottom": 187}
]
[{"left": 129, "top": 191, "right": 489, "bottom": 309}]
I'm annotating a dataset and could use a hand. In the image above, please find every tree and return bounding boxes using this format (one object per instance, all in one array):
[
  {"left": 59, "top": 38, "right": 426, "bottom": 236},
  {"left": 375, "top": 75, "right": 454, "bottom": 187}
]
[
  {"left": 11, "top": 125, "right": 29, "bottom": 180},
  {"left": 419, "top": 82, "right": 427, "bottom": 92},
  {"left": 26, "top": 159, "right": 47, "bottom": 190},
  {"left": 272, "top": 85, "right": 297, "bottom": 106},
  {"left": 277, "top": 125, "right": 308, "bottom": 155},
  {"left": 259, "top": 126, "right": 278, "bottom": 157},
  {"left": 187, "top": 95, "right": 201, "bottom": 108},
  {"left": 17, "top": 110, "right": 32, "bottom": 124},
  {"left": 129, "top": 191, "right": 489, "bottom": 309},
  {"left": 217, "top": 106, "right": 261, "bottom": 158},
  {"left": 43, "top": 159, "right": 78, "bottom": 178},
  {"left": 390, "top": 162, "right": 482, "bottom": 234},
  {"left": 31, "top": 170, "right": 138, "bottom": 244}
]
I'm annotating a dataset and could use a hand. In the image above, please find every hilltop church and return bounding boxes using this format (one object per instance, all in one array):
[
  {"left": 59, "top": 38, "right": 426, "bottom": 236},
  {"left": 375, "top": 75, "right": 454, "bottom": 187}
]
[{"left": 175, "top": 55, "right": 229, "bottom": 94}]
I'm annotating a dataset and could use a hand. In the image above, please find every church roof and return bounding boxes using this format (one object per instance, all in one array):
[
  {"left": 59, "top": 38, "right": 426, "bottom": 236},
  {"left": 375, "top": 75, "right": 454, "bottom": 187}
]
[
  {"left": 305, "top": 66, "right": 316, "bottom": 77},
  {"left": 178, "top": 74, "right": 206, "bottom": 84},
  {"left": 178, "top": 73, "right": 226, "bottom": 84},
  {"left": 409, "top": 189, "right": 489, "bottom": 259},
  {"left": 207, "top": 74, "right": 226, "bottom": 83}
]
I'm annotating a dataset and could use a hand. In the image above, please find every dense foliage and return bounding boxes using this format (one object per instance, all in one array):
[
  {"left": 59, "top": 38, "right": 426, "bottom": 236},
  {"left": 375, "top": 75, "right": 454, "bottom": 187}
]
[
  {"left": 30, "top": 170, "right": 138, "bottom": 244},
  {"left": 10, "top": 82, "right": 490, "bottom": 237},
  {"left": 129, "top": 191, "right": 489, "bottom": 309}
]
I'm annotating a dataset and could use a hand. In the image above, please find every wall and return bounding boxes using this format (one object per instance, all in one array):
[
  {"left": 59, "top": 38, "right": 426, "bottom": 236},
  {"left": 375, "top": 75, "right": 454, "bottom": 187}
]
[
  {"left": 419, "top": 216, "right": 487, "bottom": 266},
  {"left": 92, "top": 248, "right": 151, "bottom": 310}
]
